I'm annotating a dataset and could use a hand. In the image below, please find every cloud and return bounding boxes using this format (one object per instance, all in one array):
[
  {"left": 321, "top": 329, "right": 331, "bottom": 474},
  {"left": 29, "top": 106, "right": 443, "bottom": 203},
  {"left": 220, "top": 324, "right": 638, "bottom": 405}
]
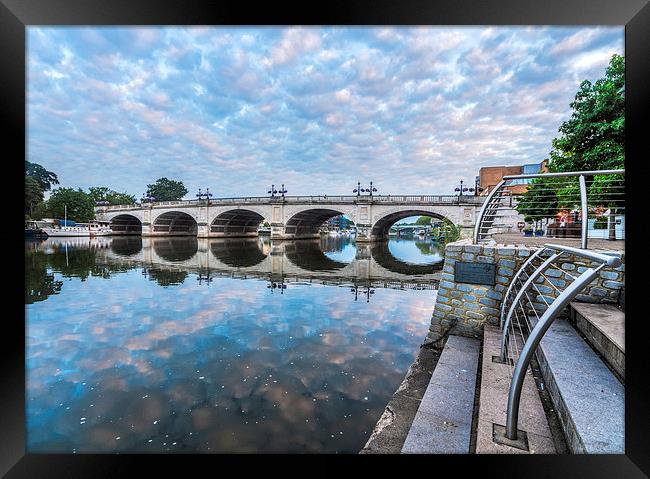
[{"left": 27, "top": 26, "right": 623, "bottom": 197}]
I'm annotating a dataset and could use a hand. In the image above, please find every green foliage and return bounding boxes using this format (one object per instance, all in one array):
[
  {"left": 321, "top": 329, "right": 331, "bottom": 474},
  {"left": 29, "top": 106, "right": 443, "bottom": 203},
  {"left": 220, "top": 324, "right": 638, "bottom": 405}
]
[
  {"left": 47, "top": 188, "right": 96, "bottom": 222},
  {"left": 416, "top": 216, "right": 432, "bottom": 225},
  {"left": 31, "top": 201, "right": 50, "bottom": 220},
  {"left": 88, "top": 186, "right": 137, "bottom": 205},
  {"left": 146, "top": 177, "right": 188, "bottom": 201},
  {"left": 515, "top": 179, "right": 559, "bottom": 222},
  {"left": 548, "top": 54, "right": 624, "bottom": 173},
  {"left": 432, "top": 219, "right": 461, "bottom": 243},
  {"left": 593, "top": 216, "right": 608, "bottom": 229},
  {"left": 25, "top": 176, "right": 44, "bottom": 215},
  {"left": 25, "top": 161, "right": 59, "bottom": 191}
]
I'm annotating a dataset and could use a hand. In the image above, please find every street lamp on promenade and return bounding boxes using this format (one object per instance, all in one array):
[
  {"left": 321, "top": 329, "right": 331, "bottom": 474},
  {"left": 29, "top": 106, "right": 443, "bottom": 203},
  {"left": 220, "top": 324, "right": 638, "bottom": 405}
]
[
  {"left": 268, "top": 184, "right": 277, "bottom": 197},
  {"left": 353, "top": 181, "right": 378, "bottom": 197}
]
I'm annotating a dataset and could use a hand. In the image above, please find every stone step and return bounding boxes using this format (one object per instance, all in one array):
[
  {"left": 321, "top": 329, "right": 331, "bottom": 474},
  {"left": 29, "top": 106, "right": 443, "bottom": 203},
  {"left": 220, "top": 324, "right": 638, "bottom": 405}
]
[
  {"left": 401, "top": 335, "right": 480, "bottom": 454},
  {"left": 533, "top": 317, "right": 624, "bottom": 453},
  {"left": 476, "top": 324, "right": 556, "bottom": 453},
  {"left": 568, "top": 302, "right": 625, "bottom": 381}
]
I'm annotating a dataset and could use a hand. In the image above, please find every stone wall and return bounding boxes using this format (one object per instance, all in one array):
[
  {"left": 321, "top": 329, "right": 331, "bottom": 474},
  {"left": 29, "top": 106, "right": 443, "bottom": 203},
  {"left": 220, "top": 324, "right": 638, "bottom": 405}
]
[{"left": 426, "top": 239, "right": 625, "bottom": 344}]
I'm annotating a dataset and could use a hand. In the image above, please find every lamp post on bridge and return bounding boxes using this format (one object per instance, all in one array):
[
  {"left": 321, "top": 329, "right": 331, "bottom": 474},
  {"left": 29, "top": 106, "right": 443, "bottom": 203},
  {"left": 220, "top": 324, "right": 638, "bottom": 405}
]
[
  {"left": 454, "top": 180, "right": 475, "bottom": 197},
  {"left": 353, "top": 181, "right": 378, "bottom": 197},
  {"left": 474, "top": 176, "right": 484, "bottom": 196},
  {"left": 268, "top": 184, "right": 287, "bottom": 200},
  {"left": 196, "top": 187, "right": 213, "bottom": 205}
]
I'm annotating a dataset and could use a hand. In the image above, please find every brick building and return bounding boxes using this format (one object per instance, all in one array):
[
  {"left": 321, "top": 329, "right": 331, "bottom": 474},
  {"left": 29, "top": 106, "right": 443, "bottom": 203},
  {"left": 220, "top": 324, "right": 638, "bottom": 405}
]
[{"left": 478, "top": 160, "right": 548, "bottom": 196}]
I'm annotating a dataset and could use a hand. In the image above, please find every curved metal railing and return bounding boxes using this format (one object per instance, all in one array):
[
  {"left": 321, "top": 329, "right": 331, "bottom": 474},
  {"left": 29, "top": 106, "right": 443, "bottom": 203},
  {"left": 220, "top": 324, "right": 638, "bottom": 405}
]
[
  {"left": 473, "top": 169, "right": 625, "bottom": 248},
  {"left": 497, "top": 243, "right": 621, "bottom": 442}
]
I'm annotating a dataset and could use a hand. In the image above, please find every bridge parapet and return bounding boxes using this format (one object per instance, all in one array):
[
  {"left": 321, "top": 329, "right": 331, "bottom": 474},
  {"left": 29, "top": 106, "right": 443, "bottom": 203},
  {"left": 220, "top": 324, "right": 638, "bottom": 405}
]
[{"left": 97, "top": 194, "right": 484, "bottom": 211}]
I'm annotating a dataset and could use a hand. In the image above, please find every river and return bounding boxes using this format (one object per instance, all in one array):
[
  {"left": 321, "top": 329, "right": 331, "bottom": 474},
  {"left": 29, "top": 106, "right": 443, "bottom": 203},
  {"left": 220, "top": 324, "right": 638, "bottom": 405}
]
[{"left": 25, "top": 235, "right": 443, "bottom": 453}]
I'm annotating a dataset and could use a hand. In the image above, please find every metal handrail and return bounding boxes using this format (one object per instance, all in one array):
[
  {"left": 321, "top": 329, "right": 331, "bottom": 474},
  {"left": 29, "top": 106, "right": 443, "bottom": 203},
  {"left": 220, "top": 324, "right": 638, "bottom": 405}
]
[
  {"left": 499, "top": 243, "right": 622, "bottom": 441},
  {"left": 473, "top": 169, "right": 625, "bottom": 247}
]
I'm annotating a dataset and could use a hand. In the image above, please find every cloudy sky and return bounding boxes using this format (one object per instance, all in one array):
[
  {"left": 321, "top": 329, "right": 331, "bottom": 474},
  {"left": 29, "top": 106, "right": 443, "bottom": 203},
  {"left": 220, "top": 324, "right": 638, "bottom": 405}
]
[{"left": 27, "top": 26, "right": 623, "bottom": 198}]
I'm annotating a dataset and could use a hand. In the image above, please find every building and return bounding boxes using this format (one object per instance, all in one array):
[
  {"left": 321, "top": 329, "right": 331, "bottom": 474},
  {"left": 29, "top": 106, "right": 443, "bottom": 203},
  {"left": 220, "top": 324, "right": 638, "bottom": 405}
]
[{"left": 478, "top": 160, "right": 548, "bottom": 196}]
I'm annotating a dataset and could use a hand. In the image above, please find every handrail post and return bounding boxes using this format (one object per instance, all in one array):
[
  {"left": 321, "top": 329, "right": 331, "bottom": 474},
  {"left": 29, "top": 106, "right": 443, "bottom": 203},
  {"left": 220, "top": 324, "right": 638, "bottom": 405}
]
[{"left": 579, "top": 174, "right": 588, "bottom": 249}]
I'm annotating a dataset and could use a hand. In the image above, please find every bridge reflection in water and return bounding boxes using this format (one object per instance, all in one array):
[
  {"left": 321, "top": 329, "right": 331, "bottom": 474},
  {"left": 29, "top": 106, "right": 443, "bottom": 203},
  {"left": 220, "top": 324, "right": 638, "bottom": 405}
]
[{"left": 99, "top": 235, "right": 443, "bottom": 290}]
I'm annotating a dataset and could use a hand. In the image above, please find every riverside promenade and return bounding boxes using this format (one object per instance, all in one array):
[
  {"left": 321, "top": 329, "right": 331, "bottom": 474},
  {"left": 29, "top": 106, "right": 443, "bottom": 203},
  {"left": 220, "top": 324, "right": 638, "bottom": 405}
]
[{"left": 362, "top": 237, "right": 625, "bottom": 454}]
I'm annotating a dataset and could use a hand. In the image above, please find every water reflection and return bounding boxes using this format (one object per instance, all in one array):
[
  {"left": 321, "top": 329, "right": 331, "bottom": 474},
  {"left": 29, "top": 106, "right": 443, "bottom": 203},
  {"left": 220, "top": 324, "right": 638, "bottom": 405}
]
[
  {"left": 284, "top": 240, "right": 349, "bottom": 272},
  {"left": 25, "top": 236, "right": 441, "bottom": 452},
  {"left": 210, "top": 238, "right": 268, "bottom": 267}
]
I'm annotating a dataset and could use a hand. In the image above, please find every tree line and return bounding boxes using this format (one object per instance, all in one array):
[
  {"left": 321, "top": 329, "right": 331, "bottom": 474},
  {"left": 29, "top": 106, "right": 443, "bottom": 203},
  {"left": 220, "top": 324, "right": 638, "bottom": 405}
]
[{"left": 25, "top": 163, "right": 189, "bottom": 223}]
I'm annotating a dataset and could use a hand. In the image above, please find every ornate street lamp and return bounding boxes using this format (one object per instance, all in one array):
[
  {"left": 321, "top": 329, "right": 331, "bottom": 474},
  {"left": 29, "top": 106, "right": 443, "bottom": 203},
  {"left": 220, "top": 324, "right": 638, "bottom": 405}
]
[
  {"left": 196, "top": 187, "right": 213, "bottom": 204},
  {"left": 353, "top": 181, "right": 378, "bottom": 197},
  {"left": 474, "top": 176, "right": 484, "bottom": 196},
  {"left": 268, "top": 184, "right": 278, "bottom": 198},
  {"left": 454, "top": 180, "right": 475, "bottom": 196},
  {"left": 278, "top": 184, "right": 288, "bottom": 198}
]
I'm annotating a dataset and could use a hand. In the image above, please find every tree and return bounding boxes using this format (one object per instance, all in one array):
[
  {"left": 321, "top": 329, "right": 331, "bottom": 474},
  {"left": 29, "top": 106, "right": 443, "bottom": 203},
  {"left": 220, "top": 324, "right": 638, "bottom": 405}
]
[
  {"left": 88, "top": 187, "right": 137, "bottom": 205},
  {"left": 416, "top": 216, "right": 433, "bottom": 225},
  {"left": 520, "top": 54, "right": 625, "bottom": 240},
  {"left": 46, "top": 188, "right": 96, "bottom": 222},
  {"left": 25, "top": 176, "right": 44, "bottom": 216},
  {"left": 548, "top": 54, "right": 624, "bottom": 173},
  {"left": 146, "top": 178, "right": 188, "bottom": 201},
  {"left": 515, "top": 179, "right": 559, "bottom": 229},
  {"left": 25, "top": 161, "right": 59, "bottom": 191}
]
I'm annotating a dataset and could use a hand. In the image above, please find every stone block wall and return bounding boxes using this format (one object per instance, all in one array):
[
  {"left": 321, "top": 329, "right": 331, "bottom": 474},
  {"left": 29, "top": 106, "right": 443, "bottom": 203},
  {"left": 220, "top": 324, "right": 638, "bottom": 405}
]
[{"left": 426, "top": 239, "right": 625, "bottom": 344}]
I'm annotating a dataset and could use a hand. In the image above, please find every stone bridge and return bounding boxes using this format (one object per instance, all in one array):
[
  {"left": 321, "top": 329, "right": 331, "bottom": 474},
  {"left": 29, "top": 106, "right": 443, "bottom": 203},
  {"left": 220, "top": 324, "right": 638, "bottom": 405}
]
[
  {"left": 91, "top": 236, "right": 443, "bottom": 286},
  {"left": 96, "top": 194, "right": 484, "bottom": 242}
]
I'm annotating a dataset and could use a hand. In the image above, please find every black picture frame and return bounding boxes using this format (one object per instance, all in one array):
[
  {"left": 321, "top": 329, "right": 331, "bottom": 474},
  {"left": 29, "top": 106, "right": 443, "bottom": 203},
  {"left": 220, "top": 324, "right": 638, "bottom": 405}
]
[{"left": 3, "top": 0, "right": 649, "bottom": 476}]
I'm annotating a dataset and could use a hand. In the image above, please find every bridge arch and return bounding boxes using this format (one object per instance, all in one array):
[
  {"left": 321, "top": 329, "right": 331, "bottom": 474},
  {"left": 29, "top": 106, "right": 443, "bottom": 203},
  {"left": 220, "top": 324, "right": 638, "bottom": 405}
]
[
  {"left": 210, "top": 209, "right": 265, "bottom": 237},
  {"left": 152, "top": 211, "right": 198, "bottom": 236},
  {"left": 284, "top": 208, "right": 354, "bottom": 239},
  {"left": 106, "top": 213, "right": 143, "bottom": 235},
  {"left": 371, "top": 209, "right": 452, "bottom": 239}
]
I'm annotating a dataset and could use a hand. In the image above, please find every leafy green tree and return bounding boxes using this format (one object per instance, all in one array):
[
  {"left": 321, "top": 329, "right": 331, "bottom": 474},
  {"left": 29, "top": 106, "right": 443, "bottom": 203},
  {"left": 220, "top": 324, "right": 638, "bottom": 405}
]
[
  {"left": 25, "top": 161, "right": 59, "bottom": 191},
  {"left": 88, "top": 186, "right": 136, "bottom": 205},
  {"left": 25, "top": 176, "right": 44, "bottom": 216},
  {"left": 548, "top": 54, "right": 624, "bottom": 173},
  {"left": 515, "top": 179, "right": 559, "bottom": 228},
  {"left": 46, "top": 188, "right": 96, "bottom": 222},
  {"left": 146, "top": 177, "right": 188, "bottom": 201},
  {"left": 416, "top": 216, "right": 433, "bottom": 225},
  {"left": 518, "top": 54, "right": 625, "bottom": 239}
]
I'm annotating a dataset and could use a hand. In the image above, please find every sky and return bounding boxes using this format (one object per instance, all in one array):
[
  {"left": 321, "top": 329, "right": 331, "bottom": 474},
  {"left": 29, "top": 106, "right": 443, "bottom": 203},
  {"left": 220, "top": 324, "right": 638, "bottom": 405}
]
[{"left": 27, "top": 26, "right": 623, "bottom": 199}]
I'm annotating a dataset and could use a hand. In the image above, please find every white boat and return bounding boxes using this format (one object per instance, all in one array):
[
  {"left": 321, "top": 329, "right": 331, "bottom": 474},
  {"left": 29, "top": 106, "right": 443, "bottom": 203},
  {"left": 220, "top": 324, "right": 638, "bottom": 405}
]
[{"left": 42, "top": 221, "right": 112, "bottom": 237}]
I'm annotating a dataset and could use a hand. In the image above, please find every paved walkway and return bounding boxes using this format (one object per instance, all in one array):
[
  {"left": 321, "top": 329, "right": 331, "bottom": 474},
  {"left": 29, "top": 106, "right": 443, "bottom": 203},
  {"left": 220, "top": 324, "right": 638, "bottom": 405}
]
[{"left": 491, "top": 233, "right": 624, "bottom": 251}]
